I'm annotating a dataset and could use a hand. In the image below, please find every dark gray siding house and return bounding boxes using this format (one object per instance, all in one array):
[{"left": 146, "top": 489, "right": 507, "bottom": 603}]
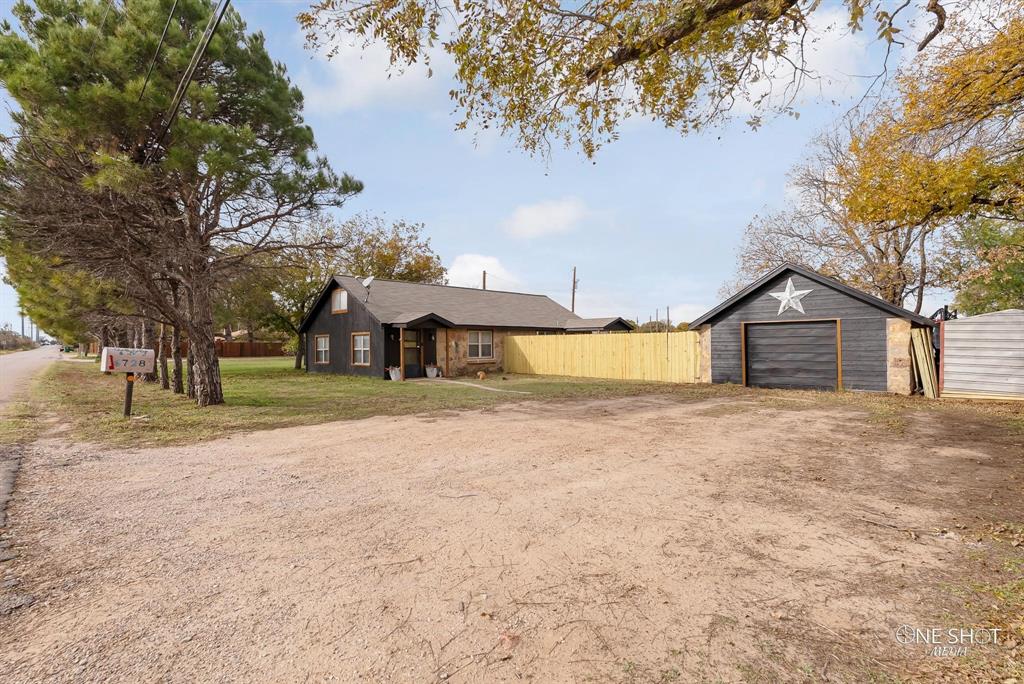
[
  {"left": 299, "top": 276, "right": 631, "bottom": 379},
  {"left": 689, "top": 264, "right": 935, "bottom": 393}
]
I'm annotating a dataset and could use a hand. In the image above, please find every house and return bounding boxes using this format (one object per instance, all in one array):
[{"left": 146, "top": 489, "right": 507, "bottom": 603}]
[
  {"left": 299, "top": 276, "right": 631, "bottom": 378},
  {"left": 688, "top": 264, "right": 935, "bottom": 393}
]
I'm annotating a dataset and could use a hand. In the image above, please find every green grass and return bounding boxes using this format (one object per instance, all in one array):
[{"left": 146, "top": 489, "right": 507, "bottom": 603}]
[
  {"left": 38, "top": 357, "right": 737, "bottom": 447},
  {"left": 28, "top": 356, "right": 1024, "bottom": 448}
]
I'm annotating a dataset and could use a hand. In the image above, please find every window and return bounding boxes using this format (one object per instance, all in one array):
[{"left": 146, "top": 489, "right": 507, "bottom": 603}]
[
  {"left": 332, "top": 289, "right": 348, "bottom": 313},
  {"left": 352, "top": 332, "right": 370, "bottom": 366},
  {"left": 314, "top": 335, "right": 330, "bottom": 364},
  {"left": 468, "top": 330, "right": 493, "bottom": 359}
]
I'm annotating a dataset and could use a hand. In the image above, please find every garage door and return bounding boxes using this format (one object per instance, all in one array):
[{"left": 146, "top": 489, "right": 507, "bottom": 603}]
[{"left": 744, "top": 321, "right": 839, "bottom": 390}]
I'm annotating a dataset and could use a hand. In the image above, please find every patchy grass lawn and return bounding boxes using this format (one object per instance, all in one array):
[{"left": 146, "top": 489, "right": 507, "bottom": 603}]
[
  {"left": 29, "top": 356, "right": 1024, "bottom": 448},
  {"left": 37, "top": 357, "right": 745, "bottom": 447},
  {"left": 0, "top": 401, "right": 45, "bottom": 445}
]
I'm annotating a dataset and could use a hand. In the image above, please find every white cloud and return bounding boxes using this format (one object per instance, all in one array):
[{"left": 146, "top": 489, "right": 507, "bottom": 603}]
[
  {"left": 296, "top": 37, "right": 451, "bottom": 114},
  {"left": 733, "top": 6, "right": 871, "bottom": 113},
  {"left": 447, "top": 254, "right": 519, "bottom": 289},
  {"left": 501, "top": 197, "right": 588, "bottom": 239}
]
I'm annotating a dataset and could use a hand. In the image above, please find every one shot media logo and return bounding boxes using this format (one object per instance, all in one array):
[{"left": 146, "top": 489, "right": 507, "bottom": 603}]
[{"left": 895, "top": 625, "right": 1003, "bottom": 657}]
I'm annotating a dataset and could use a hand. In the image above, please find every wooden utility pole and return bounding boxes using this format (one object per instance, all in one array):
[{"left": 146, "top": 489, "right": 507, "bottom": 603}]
[
  {"left": 571, "top": 266, "right": 578, "bottom": 313},
  {"left": 482, "top": 270, "right": 487, "bottom": 290},
  {"left": 666, "top": 306, "right": 670, "bottom": 360}
]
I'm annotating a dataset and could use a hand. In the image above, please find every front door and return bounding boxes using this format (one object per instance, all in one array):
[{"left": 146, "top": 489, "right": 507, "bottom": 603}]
[{"left": 403, "top": 329, "right": 422, "bottom": 378}]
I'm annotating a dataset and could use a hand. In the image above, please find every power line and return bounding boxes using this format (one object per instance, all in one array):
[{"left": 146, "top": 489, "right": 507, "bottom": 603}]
[
  {"left": 143, "top": 0, "right": 232, "bottom": 165},
  {"left": 138, "top": 0, "right": 180, "bottom": 102}
]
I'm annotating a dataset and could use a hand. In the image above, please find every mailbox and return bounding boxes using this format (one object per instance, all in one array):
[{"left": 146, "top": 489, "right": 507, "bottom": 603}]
[{"left": 100, "top": 347, "right": 156, "bottom": 374}]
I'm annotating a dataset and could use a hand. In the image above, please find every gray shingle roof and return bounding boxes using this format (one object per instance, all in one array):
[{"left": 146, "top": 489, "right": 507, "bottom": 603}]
[
  {"left": 564, "top": 317, "right": 630, "bottom": 330},
  {"left": 334, "top": 276, "right": 584, "bottom": 329}
]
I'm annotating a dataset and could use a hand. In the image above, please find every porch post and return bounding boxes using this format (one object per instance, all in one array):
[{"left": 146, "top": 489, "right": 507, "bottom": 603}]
[{"left": 399, "top": 327, "right": 406, "bottom": 381}]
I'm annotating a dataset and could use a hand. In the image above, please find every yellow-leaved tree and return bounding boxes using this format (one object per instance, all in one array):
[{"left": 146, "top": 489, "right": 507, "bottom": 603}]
[{"left": 299, "top": 0, "right": 973, "bottom": 157}]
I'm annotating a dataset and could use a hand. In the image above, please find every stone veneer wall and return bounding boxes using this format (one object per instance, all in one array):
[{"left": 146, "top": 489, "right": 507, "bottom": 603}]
[
  {"left": 886, "top": 318, "right": 912, "bottom": 395},
  {"left": 435, "top": 328, "right": 538, "bottom": 377}
]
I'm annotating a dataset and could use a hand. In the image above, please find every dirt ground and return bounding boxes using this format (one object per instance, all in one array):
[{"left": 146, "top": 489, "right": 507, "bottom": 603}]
[{"left": 1, "top": 394, "right": 1022, "bottom": 682}]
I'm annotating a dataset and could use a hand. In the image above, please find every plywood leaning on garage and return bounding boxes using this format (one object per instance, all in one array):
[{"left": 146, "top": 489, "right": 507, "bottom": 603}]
[
  {"left": 909, "top": 327, "right": 938, "bottom": 399},
  {"left": 504, "top": 332, "right": 701, "bottom": 383},
  {"left": 941, "top": 310, "right": 1024, "bottom": 400}
]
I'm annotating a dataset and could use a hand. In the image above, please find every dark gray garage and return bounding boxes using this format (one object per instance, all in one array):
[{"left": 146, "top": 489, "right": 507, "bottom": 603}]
[{"left": 689, "top": 264, "right": 935, "bottom": 394}]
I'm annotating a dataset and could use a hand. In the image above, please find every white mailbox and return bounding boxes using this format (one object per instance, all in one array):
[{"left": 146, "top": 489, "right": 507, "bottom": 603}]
[{"left": 101, "top": 347, "right": 156, "bottom": 374}]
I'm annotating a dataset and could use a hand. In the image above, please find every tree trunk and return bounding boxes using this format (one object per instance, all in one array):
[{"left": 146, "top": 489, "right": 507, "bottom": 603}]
[
  {"left": 169, "top": 281, "right": 184, "bottom": 394},
  {"left": 140, "top": 318, "right": 158, "bottom": 383},
  {"left": 189, "top": 330, "right": 223, "bottom": 407},
  {"left": 186, "top": 347, "right": 196, "bottom": 400},
  {"left": 158, "top": 323, "right": 170, "bottom": 390},
  {"left": 186, "top": 284, "right": 224, "bottom": 406},
  {"left": 171, "top": 324, "right": 184, "bottom": 394},
  {"left": 224, "top": 322, "right": 233, "bottom": 341},
  {"left": 294, "top": 332, "right": 304, "bottom": 370}
]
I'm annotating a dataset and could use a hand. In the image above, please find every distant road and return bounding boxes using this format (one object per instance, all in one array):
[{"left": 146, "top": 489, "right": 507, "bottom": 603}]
[{"left": 0, "top": 346, "right": 60, "bottom": 408}]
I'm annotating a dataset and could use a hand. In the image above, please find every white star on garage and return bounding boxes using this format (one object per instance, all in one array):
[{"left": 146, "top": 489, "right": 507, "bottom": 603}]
[{"left": 768, "top": 278, "right": 813, "bottom": 315}]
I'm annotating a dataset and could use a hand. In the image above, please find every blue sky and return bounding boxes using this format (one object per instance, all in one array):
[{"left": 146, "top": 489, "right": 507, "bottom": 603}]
[{"left": 0, "top": 0, "right": 951, "bottom": 335}]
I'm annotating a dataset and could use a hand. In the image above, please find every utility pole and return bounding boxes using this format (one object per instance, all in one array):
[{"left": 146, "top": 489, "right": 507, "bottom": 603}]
[
  {"left": 20, "top": 312, "right": 25, "bottom": 338},
  {"left": 482, "top": 270, "right": 487, "bottom": 290},
  {"left": 571, "top": 266, "right": 578, "bottom": 313}
]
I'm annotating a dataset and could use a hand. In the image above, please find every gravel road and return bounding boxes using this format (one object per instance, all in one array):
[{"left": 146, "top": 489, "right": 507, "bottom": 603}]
[{"left": 1, "top": 394, "right": 1020, "bottom": 682}]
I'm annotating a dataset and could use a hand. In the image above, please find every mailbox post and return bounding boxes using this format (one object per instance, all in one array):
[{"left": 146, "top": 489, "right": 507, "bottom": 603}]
[{"left": 100, "top": 347, "right": 156, "bottom": 418}]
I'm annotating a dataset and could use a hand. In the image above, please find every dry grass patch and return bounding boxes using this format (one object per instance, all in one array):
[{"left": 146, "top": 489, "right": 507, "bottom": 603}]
[
  {"left": 34, "top": 357, "right": 1024, "bottom": 448},
  {"left": 39, "top": 358, "right": 739, "bottom": 447}
]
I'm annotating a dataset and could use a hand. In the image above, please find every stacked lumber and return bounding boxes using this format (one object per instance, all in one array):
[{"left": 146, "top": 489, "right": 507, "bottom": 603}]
[{"left": 910, "top": 328, "right": 938, "bottom": 399}]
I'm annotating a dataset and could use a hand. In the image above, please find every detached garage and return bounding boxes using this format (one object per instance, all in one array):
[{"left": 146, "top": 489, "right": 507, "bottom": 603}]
[{"left": 689, "top": 264, "right": 936, "bottom": 394}]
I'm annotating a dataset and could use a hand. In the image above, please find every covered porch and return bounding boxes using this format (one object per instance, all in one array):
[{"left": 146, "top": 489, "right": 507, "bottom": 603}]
[{"left": 383, "top": 313, "right": 453, "bottom": 380}]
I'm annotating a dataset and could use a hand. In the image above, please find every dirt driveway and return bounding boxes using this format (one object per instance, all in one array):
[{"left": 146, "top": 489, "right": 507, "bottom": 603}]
[{"left": 1, "top": 394, "right": 1021, "bottom": 682}]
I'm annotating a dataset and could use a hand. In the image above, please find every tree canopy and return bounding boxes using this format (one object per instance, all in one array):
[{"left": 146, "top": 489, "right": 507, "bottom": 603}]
[
  {"left": 839, "top": 2, "right": 1023, "bottom": 230},
  {"left": 729, "top": 1, "right": 1023, "bottom": 312},
  {"left": 300, "top": 0, "right": 963, "bottom": 156},
  {"left": 0, "top": 0, "right": 362, "bottom": 404}
]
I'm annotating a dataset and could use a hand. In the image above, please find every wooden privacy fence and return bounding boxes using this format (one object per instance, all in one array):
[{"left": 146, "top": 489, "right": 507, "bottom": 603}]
[
  {"left": 504, "top": 332, "right": 702, "bottom": 383},
  {"left": 210, "top": 341, "right": 285, "bottom": 358}
]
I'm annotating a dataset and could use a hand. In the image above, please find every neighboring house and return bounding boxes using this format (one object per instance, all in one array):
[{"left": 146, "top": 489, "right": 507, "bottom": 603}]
[
  {"left": 688, "top": 264, "right": 935, "bottom": 393},
  {"left": 299, "top": 276, "right": 631, "bottom": 378}
]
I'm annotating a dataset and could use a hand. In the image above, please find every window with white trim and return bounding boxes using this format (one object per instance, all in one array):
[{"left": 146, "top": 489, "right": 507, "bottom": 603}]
[
  {"left": 468, "top": 330, "right": 493, "bottom": 359},
  {"left": 332, "top": 289, "right": 348, "bottom": 313},
  {"left": 352, "top": 333, "right": 370, "bottom": 366},
  {"left": 314, "top": 335, "right": 330, "bottom": 364}
]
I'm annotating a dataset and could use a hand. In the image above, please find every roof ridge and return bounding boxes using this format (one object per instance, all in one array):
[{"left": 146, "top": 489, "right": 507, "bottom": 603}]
[
  {"left": 688, "top": 263, "right": 935, "bottom": 327},
  {"left": 334, "top": 274, "right": 551, "bottom": 298}
]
